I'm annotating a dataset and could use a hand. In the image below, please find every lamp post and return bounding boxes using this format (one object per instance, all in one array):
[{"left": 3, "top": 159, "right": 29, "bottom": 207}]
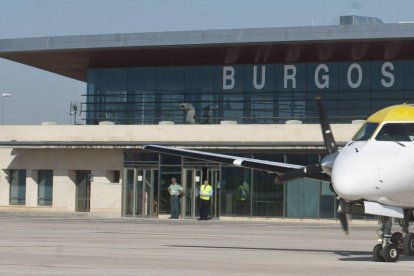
[{"left": 1, "top": 93, "right": 12, "bottom": 125}]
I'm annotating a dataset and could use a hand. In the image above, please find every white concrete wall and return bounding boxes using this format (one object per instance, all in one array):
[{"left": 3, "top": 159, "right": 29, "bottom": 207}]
[
  {"left": 0, "top": 169, "right": 9, "bottom": 205},
  {"left": 25, "top": 170, "right": 38, "bottom": 207},
  {"left": 0, "top": 124, "right": 361, "bottom": 144},
  {"left": 52, "top": 170, "right": 76, "bottom": 212},
  {"left": 0, "top": 148, "right": 123, "bottom": 214},
  {"left": 0, "top": 123, "right": 363, "bottom": 216},
  {"left": 90, "top": 170, "right": 122, "bottom": 215}
]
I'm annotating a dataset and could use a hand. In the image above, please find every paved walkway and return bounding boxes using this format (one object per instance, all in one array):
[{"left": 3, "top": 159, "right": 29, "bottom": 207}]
[{"left": 0, "top": 214, "right": 413, "bottom": 275}]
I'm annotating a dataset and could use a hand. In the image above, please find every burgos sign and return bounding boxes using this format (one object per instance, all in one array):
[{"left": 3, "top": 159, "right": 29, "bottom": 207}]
[{"left": 221, "top": 61, "right": 413, "bottom": 91}]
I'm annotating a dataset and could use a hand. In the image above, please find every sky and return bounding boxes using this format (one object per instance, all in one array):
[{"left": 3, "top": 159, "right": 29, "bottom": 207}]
[{"left": 1, "top": 0, "right": 414, "bottom": 124}]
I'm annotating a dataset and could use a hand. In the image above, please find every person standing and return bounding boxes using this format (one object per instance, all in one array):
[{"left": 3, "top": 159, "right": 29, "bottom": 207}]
[
  {"left": 198, "top": 179, "right": 213, "bottom": 220},
  {"left": 168, "top": 177, "right": 183, "bottom": 219},
  {"left": 235, "top": 182, "right": 247, "bottom": 215}
]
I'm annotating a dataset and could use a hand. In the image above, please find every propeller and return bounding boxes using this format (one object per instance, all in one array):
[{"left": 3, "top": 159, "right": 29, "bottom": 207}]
[
  {"left": 316, "top": 96, "right": 338, "bottom": 154},
  {"left": 338, "top": 212, "right": 349, "bottom": 235},
  {"left": 315, "top": 96, "right": 349, "bottom": 234},
  {"left": 274, "top": 97, "right": 339, "bottom": 181},
  {"left": 278, "top": 96, "right": 348, "bottom": 233}
]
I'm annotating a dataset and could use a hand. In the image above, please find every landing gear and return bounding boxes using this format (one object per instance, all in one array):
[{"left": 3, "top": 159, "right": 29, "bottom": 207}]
[
  {"left": 373, "top": 244, "right": 384, "bottom": 262},
  {"left": 373, "top": 212, "right": 414, "bottom": 262},
  {"left": 372, "top": 216, "right": 399, "bottom": 262},
  {"left": 403, "top": 232, "right": 414, "bottom": 256}
]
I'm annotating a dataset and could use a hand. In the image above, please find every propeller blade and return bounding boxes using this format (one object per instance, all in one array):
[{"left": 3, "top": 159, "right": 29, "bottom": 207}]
[
  {"left": 316, "top": 97, "right": 349, "bottom": 234},
  {"left": 337, "top": 200, "right": 350, "bottom": 234},
  {"left": 316, "top": 96, "right": 338, "bottom": 154},
  {"left": 338, "top": 212, "right": 349, "bottom": 235}
]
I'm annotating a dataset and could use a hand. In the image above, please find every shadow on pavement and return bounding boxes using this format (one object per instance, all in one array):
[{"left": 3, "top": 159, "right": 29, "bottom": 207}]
[{"left": 167, "top": 244, "right": 371, "bottom": 257}]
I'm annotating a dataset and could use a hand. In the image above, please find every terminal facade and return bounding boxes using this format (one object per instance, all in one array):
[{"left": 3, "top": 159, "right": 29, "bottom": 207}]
[
  {"left": 1, "top": 18, "right": 414, "bottom": 219},
  {"left": 87, "top": 61, "right": 414, "bottom": 125}
]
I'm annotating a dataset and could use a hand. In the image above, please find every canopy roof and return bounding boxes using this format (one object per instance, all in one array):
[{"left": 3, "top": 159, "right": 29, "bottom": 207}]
[{"left": 1, "top": 23, "right": 414, "bottom": 81}]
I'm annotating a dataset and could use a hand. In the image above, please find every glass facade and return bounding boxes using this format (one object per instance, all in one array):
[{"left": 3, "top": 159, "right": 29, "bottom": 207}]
[
  {"left": 9, "top": 170, "right": 26, "bottom": 205},
  {"left": 124, "top": 151, "right": 340, "bottom": 219},
  {"left": 38, "top": 170, "right": 53, "bottom": 206},
  {"left": 86, "top": 61, "right": 414, "bottom": 125}
]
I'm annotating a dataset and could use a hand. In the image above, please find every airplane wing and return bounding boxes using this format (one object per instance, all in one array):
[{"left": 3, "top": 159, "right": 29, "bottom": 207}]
[{"left": 143, "top": 145, "right": 328, "bottom": 181}]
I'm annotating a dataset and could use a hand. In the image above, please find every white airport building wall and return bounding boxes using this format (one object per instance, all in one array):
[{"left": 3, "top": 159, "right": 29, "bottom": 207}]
[{"left": 0, "top": 123, "right": 361, "bottom": 216}]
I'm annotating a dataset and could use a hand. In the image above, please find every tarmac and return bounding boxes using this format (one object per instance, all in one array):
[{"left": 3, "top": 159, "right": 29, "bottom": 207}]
[{"left": 0, "top": 213, "right": 414, "bottom": 275}]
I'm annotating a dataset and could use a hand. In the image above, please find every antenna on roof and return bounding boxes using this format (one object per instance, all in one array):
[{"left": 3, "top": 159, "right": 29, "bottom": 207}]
[{"left": 69, "top": 101, "right": 82, "bottom": 125}]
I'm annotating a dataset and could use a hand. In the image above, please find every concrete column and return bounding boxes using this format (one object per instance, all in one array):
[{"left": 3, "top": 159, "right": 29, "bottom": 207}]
[
  {"left": 26, "top": 170, "right": 38, "bottom": 207},
  {"left": 90, "top": 169, "right": 122, "bottom": 215},
  {"left": 53, "top": 170, "right": 76, "bottom": 212},
  {"left": 0, "top": 170, "right": 9, "bottom": 205}
]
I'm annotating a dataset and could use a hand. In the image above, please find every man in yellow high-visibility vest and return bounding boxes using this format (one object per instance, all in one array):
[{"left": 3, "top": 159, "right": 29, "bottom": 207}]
[{"left": 198, "top": 179, "right": 213, "bottom": 220}]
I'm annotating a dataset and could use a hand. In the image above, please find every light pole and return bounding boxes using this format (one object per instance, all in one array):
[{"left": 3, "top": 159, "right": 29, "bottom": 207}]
[{"left": 1, "top": 93, "right": 12, "bottom": 125}]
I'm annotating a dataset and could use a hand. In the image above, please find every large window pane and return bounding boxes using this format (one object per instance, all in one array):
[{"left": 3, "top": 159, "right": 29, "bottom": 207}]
[
  {"left": 38, "top": 170, "right": 53, "bottom": 206},
  {"left": 220, "top": 166, "right": 251, "bottom": 216},
  {"left": 252, "top": 172, "right": 284, "bottom": 217},
  {"left": 156, "top": 67, "right": 185, "bottom": 123},
  {"left": 285, "top": 154, "right": 320, "bottom": 218},
  {"left": 184, "top": 66, "right": 217, "bottom": 124},
  {"left": 127, "top": 68, "right": 156, "bottom": 124},
  {"left": 100, "top": 68, "right": 128, "bottom": 123},
  {"left": 319, "top": 182, "right": 335, "bottom": 218},
  {"left": 251, "top": 153, "right": 284, "bottom": 217},
  {"left": 286, "top": 178, "right": 320, "bottom": 218},
  {"left": 86, "top": 69, "right": 100, "bottom": 124},
  {"left": 9, "top": 170, "right": 26, "bottom": 205}
]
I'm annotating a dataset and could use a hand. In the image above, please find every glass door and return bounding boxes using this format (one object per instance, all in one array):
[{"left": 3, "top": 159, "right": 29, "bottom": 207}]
[
  {"left": 183, "top": 168, "right": 202, "bottom": 218},
  {"left": 124, "top": 169, "right": 135, "bottom": 216},
  {"left": 76, "top": 170, "right": 91, "bottom": 212},
  {"left": 123, "top": 168, "right": 159, "bottom": 217},
  {"left": 139, "top": 169, "right": 159, "bottom": 217},
  {"left": 208, "top": 168, "right": 221, "bottom": 218}
]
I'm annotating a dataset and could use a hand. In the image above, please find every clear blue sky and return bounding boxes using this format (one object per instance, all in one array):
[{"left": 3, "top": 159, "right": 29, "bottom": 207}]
[{"left": 0, "top": 0, "right": 413, "bottom": 124}]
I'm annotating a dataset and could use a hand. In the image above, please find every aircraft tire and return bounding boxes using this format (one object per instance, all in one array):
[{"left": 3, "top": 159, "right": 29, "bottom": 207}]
[
  {"left": 373, "top": 244, "right": 384, "bottom": 262},
  {"left": 403, "top": 232, "right": 414, "bottom": 256},
  {"left": 382, "top": 244, "right": 399, "bottom": 262},
  {"left": 391, "top": 232, "right": 402, "bottom": 244}
]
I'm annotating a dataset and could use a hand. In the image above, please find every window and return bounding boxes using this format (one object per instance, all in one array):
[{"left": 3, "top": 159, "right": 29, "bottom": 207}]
[
  {"left": 352, "top": 122, "right": 379, "bottom": 141},
  {"left": 9, "top": 170, "right": 26, "bottom": 205},
  {"left": 38, "top": 170, "right": 53, "bottom": 206},
  {"left": 113, "top": 171, "right": 120, "bottom": 183},
  {"left": 375, "top": 123, "right": 414, "bottom": 142}
]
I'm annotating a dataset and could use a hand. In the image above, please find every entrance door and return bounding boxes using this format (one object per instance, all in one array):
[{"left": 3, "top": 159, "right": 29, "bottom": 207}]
[
  {"left": 139, "top": 169, "right": 159, "bottom": 217},
  {"left": 183, "top": 168, "right": 202, "bottom": 218},
  {"left": 182, "top": 167, "right": 220, "bottom": 218},
  {"left": 208, "top": 169, "right": 221, "bottom": 218},
  {"left": 123, "top": 168, "right": 159, "bottom": 217},
  {"left": 76, "top": 170, "right": 91, "bottom": 212}
]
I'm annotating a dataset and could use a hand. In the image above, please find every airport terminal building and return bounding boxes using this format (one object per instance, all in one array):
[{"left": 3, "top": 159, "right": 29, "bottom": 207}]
[{"left": 1, "top": 17, "right": 414, "bottom": 219}]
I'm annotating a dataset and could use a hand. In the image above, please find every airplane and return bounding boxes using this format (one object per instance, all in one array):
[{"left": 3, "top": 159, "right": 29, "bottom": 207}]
[{"left": 143, "top": 97, "right": 414, "bottom": 263}]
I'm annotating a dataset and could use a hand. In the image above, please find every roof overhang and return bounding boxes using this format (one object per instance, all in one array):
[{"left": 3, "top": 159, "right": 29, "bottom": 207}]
[{"left": 2, "top": 23, "right": 414, "bottom": 82}]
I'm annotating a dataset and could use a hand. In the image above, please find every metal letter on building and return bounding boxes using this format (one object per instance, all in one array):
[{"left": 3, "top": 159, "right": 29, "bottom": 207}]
[
  {"left": 347, "top": 63, "right": 363, "bottom": 89},
  {"left": 315, "top": 64, "right": 329, "bottom": 89},
  {"left": 381, "top": 62, "right": 395, "bottom": 88},
  {"left": 253, "top": 65, "right": 266, "bottom": 90},
  {"left": 223, "top": 66, "right": 235, "bottom": 90},
  {"left": 284, "top": 65, "right": 297, "bottom": 89}
]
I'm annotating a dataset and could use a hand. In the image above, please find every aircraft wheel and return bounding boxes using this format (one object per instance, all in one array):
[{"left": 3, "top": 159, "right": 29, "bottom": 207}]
[
  {"left": 382, "top": 244, "right": 399, "bottom": 262},
  {"left": 391, "top": 232, "right": 402, "bottom": 244},
  {"left": 373, "top": 244, "right": 384, "bottom": 262},
  {"left": 403, "top": 232, "right": 414, "bottom": 256}
]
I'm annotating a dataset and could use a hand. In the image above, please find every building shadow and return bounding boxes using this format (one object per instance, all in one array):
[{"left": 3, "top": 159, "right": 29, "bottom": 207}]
[{"left": 168, "top": 244, "right": 414, "bottom": 262}]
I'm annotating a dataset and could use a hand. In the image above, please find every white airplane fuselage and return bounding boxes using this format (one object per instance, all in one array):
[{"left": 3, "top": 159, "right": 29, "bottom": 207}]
[{"left": 332, "top": 138, "right": 414, "bottom": 208}]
